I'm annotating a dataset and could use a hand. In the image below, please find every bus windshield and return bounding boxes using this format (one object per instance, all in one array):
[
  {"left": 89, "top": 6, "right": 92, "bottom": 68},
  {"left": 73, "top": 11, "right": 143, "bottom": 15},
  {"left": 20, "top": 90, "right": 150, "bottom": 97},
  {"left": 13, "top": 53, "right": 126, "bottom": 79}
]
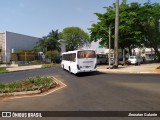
[{"left": 78, "top": 50, "right": 96, "bottom": 58}]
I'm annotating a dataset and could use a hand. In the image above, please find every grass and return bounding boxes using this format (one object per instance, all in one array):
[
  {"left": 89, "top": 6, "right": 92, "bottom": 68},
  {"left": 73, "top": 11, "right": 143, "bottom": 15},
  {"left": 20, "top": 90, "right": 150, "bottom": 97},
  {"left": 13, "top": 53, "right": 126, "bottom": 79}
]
[
  {"left": 18, "top": 61, "right": 60, "bottom": 68},
  {"left": 0, "top": 76, "right": 57, "bottom": 94},
  {"left": 0, "top": 68, "right": 8, "bottom": 73},
  {"left": 149, "top": 60, "right": 160, "bottom": 63},
  {"left": 19, "top": 60, "right": 45, "bottom": 66},
  {"left": 41, "top": 63, "right": 60, "bottom": 68}
]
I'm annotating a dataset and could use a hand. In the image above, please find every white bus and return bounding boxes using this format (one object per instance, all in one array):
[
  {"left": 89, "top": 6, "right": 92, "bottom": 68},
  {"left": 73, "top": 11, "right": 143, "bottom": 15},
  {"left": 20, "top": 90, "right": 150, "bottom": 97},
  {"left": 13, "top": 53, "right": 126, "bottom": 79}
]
[
  {"left": 96, "top": 54, "right": 108, "bottom": 64},
  {"left": 61, "top": 50, "right": 97, "bottom": 74}
]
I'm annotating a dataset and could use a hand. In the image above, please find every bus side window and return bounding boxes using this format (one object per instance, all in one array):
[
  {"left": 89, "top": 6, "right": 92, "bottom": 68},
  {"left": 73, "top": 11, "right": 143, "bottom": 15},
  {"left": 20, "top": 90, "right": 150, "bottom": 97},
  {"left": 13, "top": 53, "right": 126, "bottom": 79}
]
[
  {"left": 73, "top": 53, "right": 76, "bottom": 62},
  {"left": 71, "top": 53, "right": 74, "bottom": 62},
  {"left": 69, "top": 54, "right": 71, "bottom": 61},
  {"left": 67, "top": 54, "right": 69, "bottom": 61},
  {"left": 78, "top": 51, "right": 84, "bottom": 58},
  {"left": 63, "top": 54, "right": 66, "bottom": 60}
]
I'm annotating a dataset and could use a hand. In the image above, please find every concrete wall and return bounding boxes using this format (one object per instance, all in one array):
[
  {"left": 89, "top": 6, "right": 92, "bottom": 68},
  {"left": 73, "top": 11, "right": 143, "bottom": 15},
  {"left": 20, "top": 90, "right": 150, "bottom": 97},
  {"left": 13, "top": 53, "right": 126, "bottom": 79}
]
[
  {"left": 59, "top": 40, "right": 66, "bottom": 55},
  {"left": 5, "top": 31, "right": 39, "bottom": 63},
  {"left": 0, "top": 32, "right": 6, "bottom": 62},
  {"left": 60, "top": 42, "right": 66, "bottom": 54}
]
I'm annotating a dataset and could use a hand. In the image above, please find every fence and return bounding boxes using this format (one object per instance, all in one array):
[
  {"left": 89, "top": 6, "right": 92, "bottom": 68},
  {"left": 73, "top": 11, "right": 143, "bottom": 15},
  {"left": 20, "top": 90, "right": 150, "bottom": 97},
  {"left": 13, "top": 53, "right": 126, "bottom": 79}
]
[
  {"left": 0, "top": 52, "right": 44, "bottom": 64},
  {"left": 11, "top": 53, "right": 35, "bottom": 61},
  {"left": 0, "top": 52, "right": 5, "bottom": 63}
]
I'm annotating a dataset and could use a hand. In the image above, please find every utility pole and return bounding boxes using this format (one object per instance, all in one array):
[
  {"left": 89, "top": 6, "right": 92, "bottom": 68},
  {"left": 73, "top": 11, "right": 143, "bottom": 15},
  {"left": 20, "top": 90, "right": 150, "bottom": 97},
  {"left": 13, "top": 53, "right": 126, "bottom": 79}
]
[
  {"left": 25, "top": 52, "right": 27, "bottom": 64},
  {"left": 108, "top": 27, "right": 111, "bottom": 69},
  {"left": 114, "top": 0, "right": 119, "bottom": 68},
  {"left": 89, "top": 21, "right": 112, "bottom": 68}
]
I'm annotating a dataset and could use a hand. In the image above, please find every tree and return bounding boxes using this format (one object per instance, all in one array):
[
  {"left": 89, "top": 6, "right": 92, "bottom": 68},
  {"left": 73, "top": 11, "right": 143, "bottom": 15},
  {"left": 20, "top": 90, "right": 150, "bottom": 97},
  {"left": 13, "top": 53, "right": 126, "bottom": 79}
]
[
  {"left": 89, "top": 2, "right": 142, "bottom": 55},
  {"left": 114, "top": 0, "right": 119, "bottom": 67},
  {"left": 45, "top": 50, "right": 60, "bottom": 63},
  {"left": 34, "top": 30, "right": 61, "bottom": 53},
  {"left": 62, "top": 27, "right": 89, "bottom": 51},
  {"left": 89, "top": 1, "right": 160, "bottom": 61},
  {"left": 138, "top": 3, "right": 160, "bottom": 61},
  {"left": 33, "top": 36, "right": 47, "bottom": 52}
]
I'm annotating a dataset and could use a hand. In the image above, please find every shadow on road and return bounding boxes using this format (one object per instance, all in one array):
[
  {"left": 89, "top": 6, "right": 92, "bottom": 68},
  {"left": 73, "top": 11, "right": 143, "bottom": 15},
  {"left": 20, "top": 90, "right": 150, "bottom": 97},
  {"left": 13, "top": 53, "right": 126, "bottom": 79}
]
[{"left": 75, "top": 71, "right": 104, "bottom": 77}]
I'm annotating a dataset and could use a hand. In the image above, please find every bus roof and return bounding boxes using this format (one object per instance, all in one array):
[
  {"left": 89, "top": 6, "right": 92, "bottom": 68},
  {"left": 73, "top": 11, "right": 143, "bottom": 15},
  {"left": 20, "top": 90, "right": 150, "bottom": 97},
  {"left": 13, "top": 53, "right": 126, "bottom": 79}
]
[
  {"left": 96, "top": 53, "right": 107, "bottom": 55},
  {"left": 62, "top": 49, "right": 95, "bottom": 54}
]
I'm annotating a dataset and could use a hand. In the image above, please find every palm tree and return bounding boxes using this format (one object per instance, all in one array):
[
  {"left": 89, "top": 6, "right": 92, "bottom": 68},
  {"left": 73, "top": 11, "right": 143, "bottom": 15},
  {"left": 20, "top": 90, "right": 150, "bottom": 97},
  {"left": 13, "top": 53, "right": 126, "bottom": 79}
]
[
  {"left": 47, "top": 30, "right": 59, "bottom": 40},
  {"left": 34, "top": 30, "right": 61, "bottom": 53},
  {"left": 46, "top": 29, "right": 61, "bottom": 52}
]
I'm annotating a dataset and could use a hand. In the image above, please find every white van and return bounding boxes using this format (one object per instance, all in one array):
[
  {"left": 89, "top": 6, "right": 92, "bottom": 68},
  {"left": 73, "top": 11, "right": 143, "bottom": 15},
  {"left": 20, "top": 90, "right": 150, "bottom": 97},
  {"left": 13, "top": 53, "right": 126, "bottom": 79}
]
[{"left": 128, "top": 56, "right": 143, "bottom": 65}]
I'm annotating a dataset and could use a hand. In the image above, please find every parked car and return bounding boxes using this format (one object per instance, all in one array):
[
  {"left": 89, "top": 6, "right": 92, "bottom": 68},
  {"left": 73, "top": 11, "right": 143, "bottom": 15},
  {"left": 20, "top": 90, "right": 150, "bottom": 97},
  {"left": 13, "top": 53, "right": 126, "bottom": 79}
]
[{"left": 128, "top": 56, "right": 143, "bottom": 65}]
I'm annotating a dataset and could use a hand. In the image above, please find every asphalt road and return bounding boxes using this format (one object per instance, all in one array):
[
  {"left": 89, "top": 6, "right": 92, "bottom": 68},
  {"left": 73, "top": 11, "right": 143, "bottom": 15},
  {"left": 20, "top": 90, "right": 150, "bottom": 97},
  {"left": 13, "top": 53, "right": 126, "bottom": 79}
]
[{"left": 0, "top": 67, "right": 160, "bottom": 120}]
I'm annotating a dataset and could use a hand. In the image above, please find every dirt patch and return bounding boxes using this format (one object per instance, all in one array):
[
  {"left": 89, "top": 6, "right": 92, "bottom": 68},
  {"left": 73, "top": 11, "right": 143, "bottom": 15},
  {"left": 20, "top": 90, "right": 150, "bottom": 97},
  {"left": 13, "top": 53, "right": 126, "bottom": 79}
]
[
  {"left": 155, "top": 69, "right": 160, "bottom": 73},
  {"left": 155, "top": 66, "right": 160, "bottom": 73}
]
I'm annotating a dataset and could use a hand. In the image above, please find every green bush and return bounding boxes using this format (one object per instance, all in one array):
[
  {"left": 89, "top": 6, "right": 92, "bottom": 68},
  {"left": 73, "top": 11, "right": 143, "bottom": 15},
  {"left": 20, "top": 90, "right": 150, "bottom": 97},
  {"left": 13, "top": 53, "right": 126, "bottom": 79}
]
[
  {"left": 45, "top": 50, "right": 60, "bottom": 63},
  {"left": 0, "top": 76, "right": 57, "bottom": 94},
  {"left": 6, "top": 82, "right": 18, "bottom": 93},
  {"left": 149, "top": 60, "right": 160, "bottom": 63},
  {"left": 0, "top": 83, "right": 5, "bottom": 93},
  {"left": 0, "top": 68, "right": 8, "bottom": 73},
  {"left": 41, "top": 63, "right": 60, "bottom": 68},
  {"left": 28, "top": 60, "right": 43, "bottom": 65}
]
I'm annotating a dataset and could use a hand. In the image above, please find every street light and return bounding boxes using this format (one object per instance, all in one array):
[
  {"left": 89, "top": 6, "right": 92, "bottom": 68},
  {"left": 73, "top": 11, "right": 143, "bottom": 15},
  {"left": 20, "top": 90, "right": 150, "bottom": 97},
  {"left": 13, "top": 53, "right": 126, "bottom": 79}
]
[{"left": 90, "top": 21, "right": 112, "bottom": 69}]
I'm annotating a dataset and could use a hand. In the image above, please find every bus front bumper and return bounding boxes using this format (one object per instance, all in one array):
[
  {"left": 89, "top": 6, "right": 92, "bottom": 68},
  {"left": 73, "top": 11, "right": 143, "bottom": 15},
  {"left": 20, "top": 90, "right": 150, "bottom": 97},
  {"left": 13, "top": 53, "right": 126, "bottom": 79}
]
[{"left": 77, "top": 69, "right": 97, "bottom": 73}]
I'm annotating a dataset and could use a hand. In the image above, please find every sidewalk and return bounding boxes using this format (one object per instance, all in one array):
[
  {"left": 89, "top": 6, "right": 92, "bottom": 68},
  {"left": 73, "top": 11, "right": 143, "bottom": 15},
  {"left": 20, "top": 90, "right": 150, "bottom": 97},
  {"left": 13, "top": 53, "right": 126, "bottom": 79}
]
[
  {"left": 6, "top": 65, "right": 42, "bottom": 72},
  {"left": 97, "top": 63, "right": 160, "bottom": 74}
]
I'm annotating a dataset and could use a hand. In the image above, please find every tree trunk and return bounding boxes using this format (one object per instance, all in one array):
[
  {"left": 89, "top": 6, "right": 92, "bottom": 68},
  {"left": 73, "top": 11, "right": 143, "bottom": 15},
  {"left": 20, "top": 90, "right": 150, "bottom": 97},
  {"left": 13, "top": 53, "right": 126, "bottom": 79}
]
[
  {"left": 154, "top": 47, "right": 160, "bottom": 61},
  {"left": 114, "top": 0, "right": 119, "bottom": 67},
  {"left": 128, "top": 47, "right": 131, "bottom": 56}
]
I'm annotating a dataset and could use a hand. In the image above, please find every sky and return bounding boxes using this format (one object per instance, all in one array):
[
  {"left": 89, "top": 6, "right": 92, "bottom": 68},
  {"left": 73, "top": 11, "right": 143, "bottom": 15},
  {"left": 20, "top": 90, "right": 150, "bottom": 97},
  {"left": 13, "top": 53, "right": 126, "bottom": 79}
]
[{"left": 0, "top": 0, "right": 159, "bottom": 38}]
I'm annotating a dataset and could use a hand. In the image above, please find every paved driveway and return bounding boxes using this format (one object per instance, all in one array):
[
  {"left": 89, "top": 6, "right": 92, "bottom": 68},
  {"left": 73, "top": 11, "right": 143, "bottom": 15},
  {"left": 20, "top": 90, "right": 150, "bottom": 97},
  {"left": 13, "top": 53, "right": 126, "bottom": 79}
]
[
  {"left": 97, "top": 63, "right": 160, "bottom": 74},
  {"left": 0, "top": 67, "right": 160, "bottom": 120}
]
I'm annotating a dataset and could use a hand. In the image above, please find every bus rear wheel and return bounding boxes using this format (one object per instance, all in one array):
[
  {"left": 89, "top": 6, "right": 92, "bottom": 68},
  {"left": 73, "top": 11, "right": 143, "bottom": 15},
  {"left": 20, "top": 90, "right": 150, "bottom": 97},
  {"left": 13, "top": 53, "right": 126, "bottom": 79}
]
[{"left": 69, "top": 67, "right": 71, "bottom": 73}]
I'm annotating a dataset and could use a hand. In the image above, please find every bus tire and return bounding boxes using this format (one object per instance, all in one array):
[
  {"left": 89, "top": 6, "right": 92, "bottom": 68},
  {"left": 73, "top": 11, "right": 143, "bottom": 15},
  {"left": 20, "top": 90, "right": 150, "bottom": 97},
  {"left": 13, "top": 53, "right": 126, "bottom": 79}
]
[{"left": 69, "top": 67, "right": 71, "bottom": 73}]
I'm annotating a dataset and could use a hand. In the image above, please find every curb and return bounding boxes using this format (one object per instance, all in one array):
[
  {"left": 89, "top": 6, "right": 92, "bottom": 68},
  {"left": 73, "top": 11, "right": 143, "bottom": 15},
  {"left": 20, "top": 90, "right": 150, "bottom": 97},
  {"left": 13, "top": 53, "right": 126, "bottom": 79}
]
[
  {"left": 97, "top": 69, "right": 160, "bottom": 75},
  {"left": 0, "top": 68, "right": 42, "bottom": 74},
  {"left": 0, "top": 90, "right": 41, "bottom": 97},
  {"left": 0, "top": 66, "right": 60, "bottom": 74}
]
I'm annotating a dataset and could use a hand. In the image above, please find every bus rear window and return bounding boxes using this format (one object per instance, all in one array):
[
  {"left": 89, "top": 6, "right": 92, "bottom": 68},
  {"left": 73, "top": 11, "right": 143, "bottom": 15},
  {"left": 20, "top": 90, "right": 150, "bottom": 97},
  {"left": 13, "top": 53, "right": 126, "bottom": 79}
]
[{"left": 78, "top": 51, "right": 96, "bottom": 58}]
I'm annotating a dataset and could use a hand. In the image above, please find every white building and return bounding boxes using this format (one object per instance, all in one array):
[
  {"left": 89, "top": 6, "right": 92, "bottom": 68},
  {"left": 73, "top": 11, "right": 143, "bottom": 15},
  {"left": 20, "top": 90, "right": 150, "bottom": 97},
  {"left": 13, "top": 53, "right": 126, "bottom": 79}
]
[
  {"left": 82, "top": 40, "right": 109, "bottom": 54},
  {"left": 0, "top": 31, "right": 39, "bottom": 63},
  {"left": 59, "top": 39, "right": 66, "bottom": 55},
  {"left": 82, "top": 40, "right": 160, "bottom": 61}
]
